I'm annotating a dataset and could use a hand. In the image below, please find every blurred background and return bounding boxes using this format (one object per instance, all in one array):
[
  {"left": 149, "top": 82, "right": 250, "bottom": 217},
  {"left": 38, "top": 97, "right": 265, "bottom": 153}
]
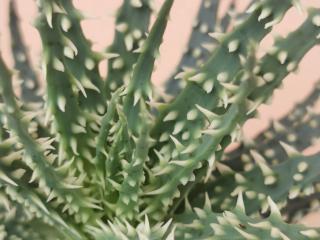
[{"left": 0, "top": 0, "right": 320, "bottom": 226}]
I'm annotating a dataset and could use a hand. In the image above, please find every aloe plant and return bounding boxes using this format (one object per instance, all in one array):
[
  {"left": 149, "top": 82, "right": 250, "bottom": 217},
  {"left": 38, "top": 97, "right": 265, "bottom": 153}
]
[{"left": 0, "top": 0, "right": 320, "bottom": 239}]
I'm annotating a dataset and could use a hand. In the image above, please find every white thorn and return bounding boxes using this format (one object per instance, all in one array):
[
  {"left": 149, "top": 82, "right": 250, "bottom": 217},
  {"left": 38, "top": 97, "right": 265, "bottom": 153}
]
[
  {"left": 258, "top": 8, "right": 272, "bottom": 22},
  {"left": 278, "top": 51, "right": 288, "bottom": 64},
  {"left": 208, "top": 32, "right": 225, "bottom": 42},
  {"left": 105, "top": 53, "right": 120, "bottom": 60},
  {"left": 63, "top": 46, "right": 75, "bottom": 59},
  {"left": 45, "top": 5, "right": 53, "bottom": 28},
  {"left": 133, "top": 91, "right": 141, "bottom": 106},
  {"left": 82, "top": 77, "right": 100, "bottom": 93},
  {"left": 189, "top": 73, "right": 206, "bottom": 83},
  {"left": 292, "top": 0, "right": 304, "bottom": 14},
  {"left": 172, "top": 122, "right": 184, "bottom": 135},
  {"left": 169, "top": 135, "right": 184, "bottom": 150},
  {"left": 195, "top": 104, "right": 219, "bottom": 122},
  {"left": 52, "top": 58, "right": 65, "bottom": 72},
  {"left": 246, "top": 2, "right": 260, "bottom": 14},
  {"left": 267, "top": 196, "right": 281, "bottom": 217},
  {"left": 300, "top": 229, "right": 319, "bottom": 238},
  {"left": 235, "top": 173, "right": 246, "bottom": 184},
  {"left": 279, "top": 141, "right": 300, "bottom": 158},
  {"left": 70, "top": 138, "right": 79, "bottom": 155},
  {"left": 174, "top": 71, "right": 186, "bottom": 80},
  {"left": 234, "top": 227, "right": 258, "bottom": 240},
  {"left": 236, "top": 192, "right": 245, "bottom": 212},
  {"left": 239, "top": 54, "right": 246, "bottom": 66},
  {"left": 0, "top": 171, "right": 18, "bottom": 186},
  {"left": 201, "top": 43, "right": 216, "bottom": 52}
]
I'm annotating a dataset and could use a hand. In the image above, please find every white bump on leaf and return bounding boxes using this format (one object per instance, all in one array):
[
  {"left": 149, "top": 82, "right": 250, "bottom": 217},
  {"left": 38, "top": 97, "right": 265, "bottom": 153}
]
[
  {"left": 85, "top": 58, "right": 95, "bottom": 70},
  {"left": 130, "top": 0, "right": 143, "bottom": 8},
  {"left": 293, "top": 173, "right": 303, "bottom": 182},
  {"left": 289, "top": 186, "right": 300, "bottom": 199},
  {"left": 217, "top": 72, "right": 228, "bottom": 82},
  {"left": 57, "top": 96, "right": 66, "bottom": 112},
  {"left": 203, "top": 80, "right": 214, "bottom": 93},
  {"left": 228, "top": 39, "right": 240, "bottom": 53},
  {"left": 116, "top": 22, "right": 128, "bottom": 33},
  {"left": 163, "top": 111, "right": 178, "bottom": 122},
  {"left": 312, "top": 15, "right": 320, "bottom": 27},
  {"left": 263, "top": 72, "right": 275, "bottom": 82},
  {"left": 112, "top": 58, "right": 124, "bottom": 70},
  {"left": 124, "top": 34, "right": 134, "bottom": 51},
  {"left": 132, "top": 29, "right": 142, "bottom": 39},
  {"left": 61, "top": 16, "right": 72, "bottom": 32},
  {"left": 264, "top": 175, "right": 277, "bottom": 186},
  {"left": 187, "top": 109, "right": 198, "bottom": 121},
  {"left": 235, "top": 173, "right": 246, "bottom": 184},
  {"left": 286, "top": 62, "right": 297, "bottom": 72},
  {"left": 199, "top": 23, "right": 209, "bottom": 33},
  {"left": 297, "top": 161, "right": 308, "bottom": 173}
]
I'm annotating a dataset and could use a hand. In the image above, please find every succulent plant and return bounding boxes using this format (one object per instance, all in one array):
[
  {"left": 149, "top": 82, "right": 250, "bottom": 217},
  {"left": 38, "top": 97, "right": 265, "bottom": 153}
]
[{"left": 0, "top": 0, "right": 320, "bottom": 239}]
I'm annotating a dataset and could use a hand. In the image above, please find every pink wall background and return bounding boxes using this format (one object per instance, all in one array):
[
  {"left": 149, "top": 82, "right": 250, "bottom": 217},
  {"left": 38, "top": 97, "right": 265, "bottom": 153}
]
[{"left": 1, "top": 0, "right": 320, "bottom": 225}]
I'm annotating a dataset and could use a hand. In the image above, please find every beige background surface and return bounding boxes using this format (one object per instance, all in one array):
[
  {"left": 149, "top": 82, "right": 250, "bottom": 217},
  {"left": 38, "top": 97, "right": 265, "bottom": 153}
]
[{"left": 1, "top": 0, "right": 320, "bottom": 225}]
